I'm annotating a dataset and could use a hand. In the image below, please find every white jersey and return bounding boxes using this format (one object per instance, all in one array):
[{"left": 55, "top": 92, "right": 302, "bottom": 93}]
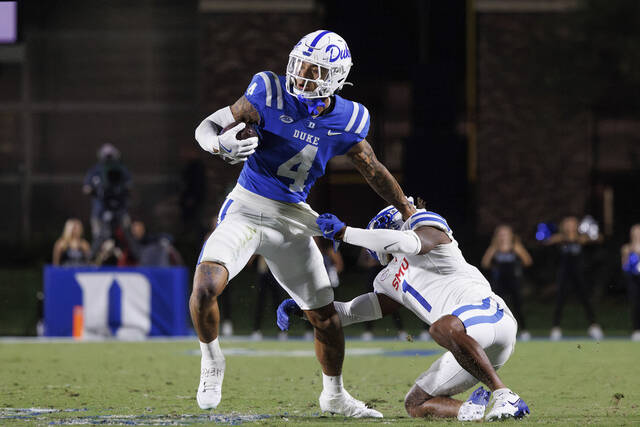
[{"left": 373, "top": 210, "right": 498, "bottom": 325}]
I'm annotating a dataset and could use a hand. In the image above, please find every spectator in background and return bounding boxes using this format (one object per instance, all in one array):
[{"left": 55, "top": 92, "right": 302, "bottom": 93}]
[
  {"left": 250, "top": 256, "right": 286, "bottom": 340},
  {"left": 621, "top": 224, "right": 640, "bottom": 341},
  {"left": 544, "top": 216, "right": 603, "bottom": 341},
  {"left": 82, "top": 143, "right": 132, "bottom": 256},
  {"left": 357, "top": 248, "right": 408, "bottom": 341},
  {"left": 94, "top": 238, "right": 124, "bottom": 266},
  {"left": 481, "top": 225, "right": 533, "bottom": 341},
  {"left": 52, "top": 218, "right": 91, "bottom": 266},
  {"left": 126, "top": 220, "right": 184, "bottom": 267}
]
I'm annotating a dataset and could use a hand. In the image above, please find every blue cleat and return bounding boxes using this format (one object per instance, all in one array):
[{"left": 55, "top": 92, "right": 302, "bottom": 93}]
[
  {"left": 485, "top": 388, "right": 530, "bottom": 421},
  {"left": 457, "top": 386, "right": 491, "bottom": 421}
]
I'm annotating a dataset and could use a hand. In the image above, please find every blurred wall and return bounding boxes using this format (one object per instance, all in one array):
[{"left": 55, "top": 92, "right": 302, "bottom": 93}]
[
  {"left": 476, "top": 6, "right": 591, "bottom": 239},
  {"left": 0, "top": 0, "right": 198, "bottom": 251},
  {"left": 197, "top": 0, "right": 320, "bottom": 209},
  {"left": 475, "top": 0, "right": 640, "bottom": 242}
]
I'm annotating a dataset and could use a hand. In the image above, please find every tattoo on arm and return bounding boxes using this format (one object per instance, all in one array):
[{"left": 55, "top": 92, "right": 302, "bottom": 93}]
[
  {"left": 347, "top": 140, "right": 414, "bottom": 218},
  {"left": 230, "top": 96, "right": 261, "bottom": 124}
]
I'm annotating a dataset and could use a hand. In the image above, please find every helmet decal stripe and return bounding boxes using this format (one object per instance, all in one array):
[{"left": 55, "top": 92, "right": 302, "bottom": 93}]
[
  {"left": 355, "top": 107, "right": 369, "bottom": 134},
  {"left": 266, "top": 71, "right": 283, "bottom": 110},
  {"left": 344, "top": 102, "right": 360, "bottom": 132},
  {"left": 305, "top": 30, "right": 332, "bottom": 56},
  {"left": 287, "top": 30, "right": 352, "bottom": 99},
  {"left": 366, "top": 206, "right": 399, "bottom": 230},
  {"left": 257, "top": 72, "right": 273, "bottom": 107}
]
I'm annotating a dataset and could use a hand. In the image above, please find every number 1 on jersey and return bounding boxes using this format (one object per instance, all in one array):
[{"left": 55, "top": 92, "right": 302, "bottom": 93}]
[
  {"left": 402, "top": 280, "right": 432, "bottom": 312},
  {"left": 276, "top": 144, "right": 318, "bottom": 192}
]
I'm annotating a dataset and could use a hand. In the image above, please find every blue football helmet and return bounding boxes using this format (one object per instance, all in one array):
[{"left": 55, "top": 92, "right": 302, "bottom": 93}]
[{"left": 366, "top": 205, "right": 404, "bottom": 266}]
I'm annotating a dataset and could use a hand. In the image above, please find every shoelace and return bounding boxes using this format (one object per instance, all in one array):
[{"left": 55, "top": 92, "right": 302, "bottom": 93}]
[{"left": 201, "top": 380, "right": 221, "bottom": 393}]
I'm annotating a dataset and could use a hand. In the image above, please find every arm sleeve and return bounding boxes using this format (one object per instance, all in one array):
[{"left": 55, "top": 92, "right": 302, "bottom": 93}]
[
  {"left": 333, "top": 292, "right": 382, "bottom": 327},
  {"left": 194, "top": 106, "right": 235, "bottom": 154},
  {"left": 343, "top": 226, "right": 421, "bottom": 255}
]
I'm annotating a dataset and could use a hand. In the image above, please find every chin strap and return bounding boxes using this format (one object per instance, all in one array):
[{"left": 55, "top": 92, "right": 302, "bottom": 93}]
[{"left": 296, "top": 94, "right": 326, "bottom": 116}]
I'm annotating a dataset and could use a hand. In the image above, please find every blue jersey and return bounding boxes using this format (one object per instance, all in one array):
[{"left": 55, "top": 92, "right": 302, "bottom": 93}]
[{"left": 237, "top": 71, "right": 370, "bottom": 203}]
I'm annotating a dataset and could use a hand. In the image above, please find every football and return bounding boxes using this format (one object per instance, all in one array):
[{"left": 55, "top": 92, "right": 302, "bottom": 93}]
[{"left": 221, "top": 121, "right": 258, "bottom": 140}]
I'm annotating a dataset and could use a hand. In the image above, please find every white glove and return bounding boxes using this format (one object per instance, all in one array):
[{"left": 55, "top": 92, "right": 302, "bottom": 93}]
[{"left": 217, "top": 122, "right": 258, "bottom": 162}]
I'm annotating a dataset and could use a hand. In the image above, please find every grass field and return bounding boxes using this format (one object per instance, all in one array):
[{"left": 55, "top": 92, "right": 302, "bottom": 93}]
[{"left": 1, "top": 338, "right": 639, "bottom": 426}]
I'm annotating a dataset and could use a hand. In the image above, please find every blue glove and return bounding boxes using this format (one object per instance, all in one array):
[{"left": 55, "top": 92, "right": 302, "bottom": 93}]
[
  {"left": 623, "top": 252, "right": 640, "bottom": 275},
  {"left": 317, "top": 213, "right": 346, "bottom": 241},
  {"left": 276, "top": 299, "right": 301, "bottom": 331}
]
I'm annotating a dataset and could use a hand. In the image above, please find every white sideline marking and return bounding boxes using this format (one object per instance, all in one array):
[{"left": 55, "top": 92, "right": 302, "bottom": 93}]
[
  {"left": 0, "top": 408, "right": 269, "bottom": 425},
  {"left": 187, "top": 347, "right": 386, "bottom": 357}
]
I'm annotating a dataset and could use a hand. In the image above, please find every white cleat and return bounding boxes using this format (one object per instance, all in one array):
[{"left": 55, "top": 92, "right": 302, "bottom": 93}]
[
  {"left": 458, "top": 386, "right": 491, "bottom": 421},
  {"left": 197, "top": 359, "right": 225, "bottom": 410},
  {"left": 419, "top": 330, "right": 432, "bottom": 341},
  {"left": 277, "top": 331, "right": 288, "bottom": 341},
  {"left": 485, "top": 389, "right": 530, "bottom": 421},
  {"left": 588, "top": 324, "right": 604, "bottom": 340},
  {"left": 319, "top": 389, "right": 383, "bottom": 418},
  {"left": 361, "top": 331, "right": 374, "bottom": 341},
  {"left": 221, "top": 320, "right": 233, "bottom": 337},
  {"left": 519, "top": 330, "right": 532, "bottom": 342},
  {"left": 631, "top": 330, "right": 640, "bottom": 342},
  {"left": 550, "top": 327, "right": 562, "bottom": 341}
]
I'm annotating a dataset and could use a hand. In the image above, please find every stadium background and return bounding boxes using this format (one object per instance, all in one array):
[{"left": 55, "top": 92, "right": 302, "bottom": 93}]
[{"left": 1, "top": 0, "right": 639, "bottom": 336}]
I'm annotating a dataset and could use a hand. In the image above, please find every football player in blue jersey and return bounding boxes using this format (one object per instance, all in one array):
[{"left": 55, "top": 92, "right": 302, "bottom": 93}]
[
  {"left": 278, "top": 198, "right": 530, "bottom": 421},
  {"left": 191, "top": 30, "right": 414, "bottom": 417}
]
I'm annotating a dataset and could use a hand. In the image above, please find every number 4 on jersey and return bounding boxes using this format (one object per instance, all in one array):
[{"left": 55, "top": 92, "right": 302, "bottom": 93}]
[{"left": 277, "top": 145, "right": 318, "bottom": 192}]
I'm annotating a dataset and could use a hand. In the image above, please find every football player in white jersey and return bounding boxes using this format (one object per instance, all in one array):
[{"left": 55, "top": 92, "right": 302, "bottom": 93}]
[
  {"left": 191, "top": 30, "right": 414, "bottom": 417},
  {"left": 277, "top": 199, "right": 530, "bottom": 421}
]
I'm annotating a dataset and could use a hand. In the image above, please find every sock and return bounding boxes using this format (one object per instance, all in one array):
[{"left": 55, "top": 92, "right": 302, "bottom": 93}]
[
  {"left": 322, "top": 373, "right": 344, "bottom": 395},
  {"left": 200, "top": 338, "right": 224, "bottom": 362}
]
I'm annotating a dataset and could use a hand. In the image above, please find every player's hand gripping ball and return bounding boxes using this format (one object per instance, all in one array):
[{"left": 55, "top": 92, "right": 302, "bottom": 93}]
[
  {"left": 221, "top": 121, "right": 258, "bottom": 140},
  {"left": 218, "top": 121, "right": 259, "bottom": 164}
]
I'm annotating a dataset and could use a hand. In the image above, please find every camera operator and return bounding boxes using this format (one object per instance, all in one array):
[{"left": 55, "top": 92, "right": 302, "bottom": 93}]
[{"left": 82, "top": 143, "right": 133, "bottom": 258}]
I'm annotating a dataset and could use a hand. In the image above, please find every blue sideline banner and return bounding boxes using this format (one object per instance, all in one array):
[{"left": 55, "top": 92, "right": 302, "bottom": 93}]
[{"left": 44, "top": 266, "right": 190, "bottom": 338}]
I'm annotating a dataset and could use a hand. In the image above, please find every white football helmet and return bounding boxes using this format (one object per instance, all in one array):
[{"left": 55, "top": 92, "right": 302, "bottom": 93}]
[{"left": 286, "top": 30, "right": 353, "bottom": 99}]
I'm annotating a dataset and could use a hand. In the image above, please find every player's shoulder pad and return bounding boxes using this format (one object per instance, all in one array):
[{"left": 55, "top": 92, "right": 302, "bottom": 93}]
[
  {"left": 338, "top": 98, "right": 370, "bottom": 141},
  {"left": 244, "top": 71, "right": 285, "bottom": 111},
  {"left": 405, "top": 209, "right": 452, "bottom": 234}
]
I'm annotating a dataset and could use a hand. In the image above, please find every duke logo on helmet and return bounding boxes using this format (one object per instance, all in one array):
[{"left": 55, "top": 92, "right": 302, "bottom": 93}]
[{"left": 286, "top": 30, "right": 353, "bottom": 100}]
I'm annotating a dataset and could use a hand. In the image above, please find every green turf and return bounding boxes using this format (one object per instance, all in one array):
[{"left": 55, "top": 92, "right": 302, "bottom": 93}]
[{"left": 1, "top": 339, "right": 639, "bottom": 425}]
